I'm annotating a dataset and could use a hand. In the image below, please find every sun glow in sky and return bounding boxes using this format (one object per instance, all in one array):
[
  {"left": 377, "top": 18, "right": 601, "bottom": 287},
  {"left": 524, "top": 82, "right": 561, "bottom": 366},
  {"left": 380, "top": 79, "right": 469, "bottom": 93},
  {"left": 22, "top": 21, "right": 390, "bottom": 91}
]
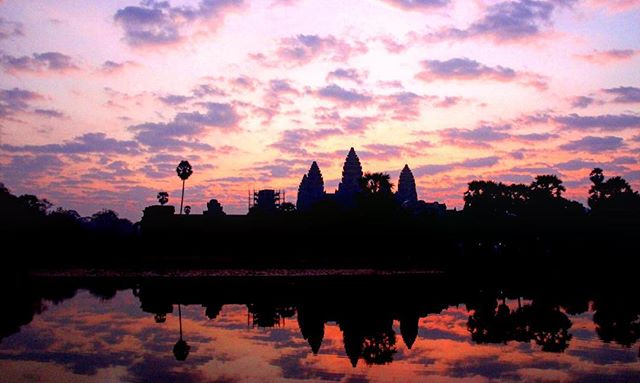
[{"left": 0, "top": 0, "right": 639, "bottom": 219}]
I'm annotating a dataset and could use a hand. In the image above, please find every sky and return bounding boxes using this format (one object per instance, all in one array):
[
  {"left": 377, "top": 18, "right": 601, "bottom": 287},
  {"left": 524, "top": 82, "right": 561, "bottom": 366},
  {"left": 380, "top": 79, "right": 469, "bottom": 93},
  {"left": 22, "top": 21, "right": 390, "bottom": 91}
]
[{"left": 0, "top": 0, "right": 639, "bottom": 220}]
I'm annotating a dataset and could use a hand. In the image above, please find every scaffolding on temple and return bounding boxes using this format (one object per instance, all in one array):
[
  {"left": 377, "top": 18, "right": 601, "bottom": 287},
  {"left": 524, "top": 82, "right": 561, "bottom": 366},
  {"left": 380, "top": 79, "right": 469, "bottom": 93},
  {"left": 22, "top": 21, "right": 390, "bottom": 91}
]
[{"left": 248, "top": 189, "right": 285, "bottom": 212}]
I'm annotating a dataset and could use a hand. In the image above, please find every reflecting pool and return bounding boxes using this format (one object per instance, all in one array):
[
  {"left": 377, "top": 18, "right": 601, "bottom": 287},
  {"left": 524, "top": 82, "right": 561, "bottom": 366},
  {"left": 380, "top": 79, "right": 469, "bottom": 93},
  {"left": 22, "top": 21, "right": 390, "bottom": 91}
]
[{"left": 0, "top": 275, "right": 639, "bottom": 382}]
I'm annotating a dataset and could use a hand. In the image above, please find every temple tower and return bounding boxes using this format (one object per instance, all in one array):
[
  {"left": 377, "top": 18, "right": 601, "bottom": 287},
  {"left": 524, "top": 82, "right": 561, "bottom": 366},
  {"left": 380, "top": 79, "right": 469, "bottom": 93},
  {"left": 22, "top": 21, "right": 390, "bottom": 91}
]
[
  {"left": 337, "top": 147, "right": 363, "bottom": 199},
  {"left": 297, "top": 161, "right": 325, "bottom": 211},
  {"left": 396, "top": 164, "right": 418, "bottom": 205}
]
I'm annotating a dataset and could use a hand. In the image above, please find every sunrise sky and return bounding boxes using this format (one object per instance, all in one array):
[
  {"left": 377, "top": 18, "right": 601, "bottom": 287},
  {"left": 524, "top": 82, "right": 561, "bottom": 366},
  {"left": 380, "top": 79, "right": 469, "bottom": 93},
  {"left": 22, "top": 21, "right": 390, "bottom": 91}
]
[{"left": 0, "top": 0, "right": 639, "bottom": 219}]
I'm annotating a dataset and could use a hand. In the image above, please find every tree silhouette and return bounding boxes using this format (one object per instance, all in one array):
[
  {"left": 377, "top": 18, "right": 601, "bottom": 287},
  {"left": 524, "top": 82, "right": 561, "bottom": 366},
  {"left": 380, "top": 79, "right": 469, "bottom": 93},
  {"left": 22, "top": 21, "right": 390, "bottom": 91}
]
[
  {"left": 530, "top": 175, "right": 566, "bottom": 198},
  {"left": 176, "top": 160, "right": 193, "bottom": 215},
  {"left": 157, "top": 191, "right": 169, "bottom": 206},
  {"left": 588, "top": 168, "right": 640, "bottom": 213},
  {"left": 360, "top": 172, "right": 394, "bottom": 195},
  {"left": 205, "top": 199, "right": 225, "bottom": 216},
  {"left": 173, "top": 304, "right": 190, "bottom": 361}
]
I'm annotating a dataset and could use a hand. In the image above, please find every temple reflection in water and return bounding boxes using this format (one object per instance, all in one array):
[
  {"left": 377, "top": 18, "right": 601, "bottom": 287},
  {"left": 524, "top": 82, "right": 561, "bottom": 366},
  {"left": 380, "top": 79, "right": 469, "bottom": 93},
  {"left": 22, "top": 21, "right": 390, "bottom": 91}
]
[{"left": 2, "top": 274, "right": 639, "bottom": 379}]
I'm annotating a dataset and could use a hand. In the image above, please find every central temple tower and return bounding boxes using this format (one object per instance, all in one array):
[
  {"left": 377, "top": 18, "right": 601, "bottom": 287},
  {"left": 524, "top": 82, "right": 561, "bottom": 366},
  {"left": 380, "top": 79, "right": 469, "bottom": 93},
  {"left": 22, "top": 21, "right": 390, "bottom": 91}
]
[{"left": 336, "top": 147, "right": 363, "bottom": 202}]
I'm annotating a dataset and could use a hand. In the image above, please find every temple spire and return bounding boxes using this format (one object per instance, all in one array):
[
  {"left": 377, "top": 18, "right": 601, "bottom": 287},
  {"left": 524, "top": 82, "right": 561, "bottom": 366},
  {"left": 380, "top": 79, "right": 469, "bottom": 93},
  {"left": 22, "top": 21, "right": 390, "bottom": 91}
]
[
  {"left": 296, "top": 161, "right": 325, "bottom": 211},
  {"left": 396, "top": 164, "right": 418, "bottom": 205},
  {"left": 337, "top": 148, "right": 363, "bottom": 198}
]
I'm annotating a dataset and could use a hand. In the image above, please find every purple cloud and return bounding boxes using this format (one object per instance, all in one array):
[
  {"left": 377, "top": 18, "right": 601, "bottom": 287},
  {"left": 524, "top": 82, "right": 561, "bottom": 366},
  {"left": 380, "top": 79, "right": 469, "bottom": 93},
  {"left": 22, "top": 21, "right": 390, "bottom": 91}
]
[
  {"left": 0, "top": 17, "right": 24, "bottom": 40},
  {"left": 0, "top": 155, "right": 65, "bottom": 187},
  {"left": 1, "top": 133, "right": 141, "bottom": 155},
  {"left": 174, "top": 102, "right": 240, "bottom": 127},
  {"left": 413, "top": 156, "right": 499, "bottom": 176},
  {"left": 34, "top": 108, "right": 65, "bottom": 119},
  {"left": 114, "top": 0, "right": 244, "bottom": 48},
  {"left": 100, "top": 60, "right": 137, "bottom": 74},
  {"left": 570, "top": 95, "right": 596, "bottom": 108},
  {"left": 0, "top": 87, "right": 43, "bottom": 118},
  {"left": 554, "top": 113, "right": 640, "bottom": 130},
  {"left": 602, "top": 86, "right": 640, "bottom": 103},
  {"left": 417, "top": 58, "right": 516, "bottom": 82},
  {"left": 378, "top": 91, "right": 427, "bottom": 120},
  {"left": 515, "top": 132, "right": 558, "bottom": 141},
  {"left": 316, "top": 84, "right": 372, "bottom": 105},
  {"left": 433, "top": 0, "right": 574, "bottom": 42},
  {"left": 326, "top": 68, "right": 367, "bottom": 84},
  {"left": 159, "top": 94, "right": 193, "bottom": 105},
  {"left": 267, "top": 34, "right": 367, "bottom": 66},
  {"left": 361, "top": 143, "right": 403, "bottom": 160},
  {"left": 559, "top": 136, "right": 624, "bottom": 152},
  {"left": 555, "top": 159, "right": 598, "bottom": 171},
  {"left": 439, "top": 125, "right": 511, "bottom": 148},
  {"left": 381, "top": 0, "right": 450, "bottom": 10},
  {"left": 269, "top": 128, "right": 343, "bottom": 156},
  {"left": 128, "top": 103, "right": 239, "bottom": 149},
  {"left": 0, "top": 51, "right": 79, "bottom": 74}
]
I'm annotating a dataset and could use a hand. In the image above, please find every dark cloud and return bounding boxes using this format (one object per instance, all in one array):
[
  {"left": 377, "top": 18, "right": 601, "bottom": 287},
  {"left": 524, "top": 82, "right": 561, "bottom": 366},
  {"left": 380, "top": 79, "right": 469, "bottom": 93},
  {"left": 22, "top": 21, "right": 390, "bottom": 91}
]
[
  {"left": 554, "top": 113, "right": 640, "bottom": 130},
  {"left": 559, "top": 136, "right": 624, "bottom": 152},
  {"left": 0, "top": 17, "right": 24, "bottom": 40},
  {"left": 433, "top": 0, "right": 575, "bottom": 42},
  {"left": 417, "top": 58, "right": 516, "bottom": 81},
  {"left": 316, "top": 84, "right": 372, "bottom": 105},
  {"left": 602, "top": 86, "right": 640, "bottom": 103},
  {"left": 1, "top": 133, "right": 141, "bottom": 155},
  {"left": 326, "top": 68, "right": 367, "bottom": 84},
  {"left": 0, "top": 51, "right": 79, "bottom": 74},
  {"left": 381, "top": 0, "right": 450, "bottom": 10},
  {"left": 114, "top": 0, "right": 244, "bottom": 48},
  {"left": 0, "top": 87, "right": 43, "bottom": 118}
]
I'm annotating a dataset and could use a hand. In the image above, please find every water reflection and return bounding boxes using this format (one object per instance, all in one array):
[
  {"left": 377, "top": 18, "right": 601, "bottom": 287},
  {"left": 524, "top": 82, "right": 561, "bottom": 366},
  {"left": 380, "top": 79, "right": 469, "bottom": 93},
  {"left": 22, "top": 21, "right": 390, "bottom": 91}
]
[{"left": 0, "top": 275, "right": 639, "bottom": 382}]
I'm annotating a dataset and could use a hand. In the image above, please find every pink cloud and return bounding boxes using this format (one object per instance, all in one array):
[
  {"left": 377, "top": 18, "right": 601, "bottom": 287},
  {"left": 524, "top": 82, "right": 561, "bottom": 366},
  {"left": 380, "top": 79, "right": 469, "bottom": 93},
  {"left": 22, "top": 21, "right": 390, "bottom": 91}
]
[{"left": 575, "top": 49, "right": 639, "bottom": 64}]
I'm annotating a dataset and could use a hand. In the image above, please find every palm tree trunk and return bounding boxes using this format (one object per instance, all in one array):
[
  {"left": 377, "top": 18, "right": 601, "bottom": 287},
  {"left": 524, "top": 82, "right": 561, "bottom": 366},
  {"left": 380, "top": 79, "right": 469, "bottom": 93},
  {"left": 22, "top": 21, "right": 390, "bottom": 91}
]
[
  {"left": 178, "top": 304, "right": 183, "bottom": 340},
  {"left": 180, "top": 179, "right": 185, "bottom": 215}
]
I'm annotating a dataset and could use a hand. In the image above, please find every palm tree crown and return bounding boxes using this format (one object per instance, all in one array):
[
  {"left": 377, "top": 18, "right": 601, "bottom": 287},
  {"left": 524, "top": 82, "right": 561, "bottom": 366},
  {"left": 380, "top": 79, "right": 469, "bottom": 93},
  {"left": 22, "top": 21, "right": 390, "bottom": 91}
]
[{"left": 176, "top": 161, "right": 193, "bottom": 181}]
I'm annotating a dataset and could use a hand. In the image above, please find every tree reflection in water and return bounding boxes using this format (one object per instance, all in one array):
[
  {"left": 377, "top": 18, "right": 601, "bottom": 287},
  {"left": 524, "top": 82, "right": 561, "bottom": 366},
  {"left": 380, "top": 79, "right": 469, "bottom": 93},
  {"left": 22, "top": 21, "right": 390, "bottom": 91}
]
[{"left": 1, "top": 276, "right": 639, "bottom": 370}]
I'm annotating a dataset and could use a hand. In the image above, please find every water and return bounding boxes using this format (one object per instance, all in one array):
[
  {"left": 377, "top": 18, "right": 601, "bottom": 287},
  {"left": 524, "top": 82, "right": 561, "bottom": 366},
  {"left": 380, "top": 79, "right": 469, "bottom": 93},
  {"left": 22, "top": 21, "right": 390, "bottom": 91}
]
[{"left": 0, "top": 276, "right": 638, "bottom": 382}]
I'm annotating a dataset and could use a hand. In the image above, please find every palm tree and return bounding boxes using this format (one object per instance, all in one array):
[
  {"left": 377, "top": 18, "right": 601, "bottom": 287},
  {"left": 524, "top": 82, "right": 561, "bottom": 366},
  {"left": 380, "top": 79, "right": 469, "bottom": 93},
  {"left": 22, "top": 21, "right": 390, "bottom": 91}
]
[
  {"left": 157, "top": 191, "right": 169, "bottom": 206},
  {"left": 176, "top": 160, "right": 193, "bottom": 215},
  {"left": 530, "top": 175, "right": 565, "bottom": 198},
  {"left": 173, "top": 304, "right": 190, "bottom": 361},
  {"left": 359, "top": 172, "right": 394, "bottom": 195}
]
